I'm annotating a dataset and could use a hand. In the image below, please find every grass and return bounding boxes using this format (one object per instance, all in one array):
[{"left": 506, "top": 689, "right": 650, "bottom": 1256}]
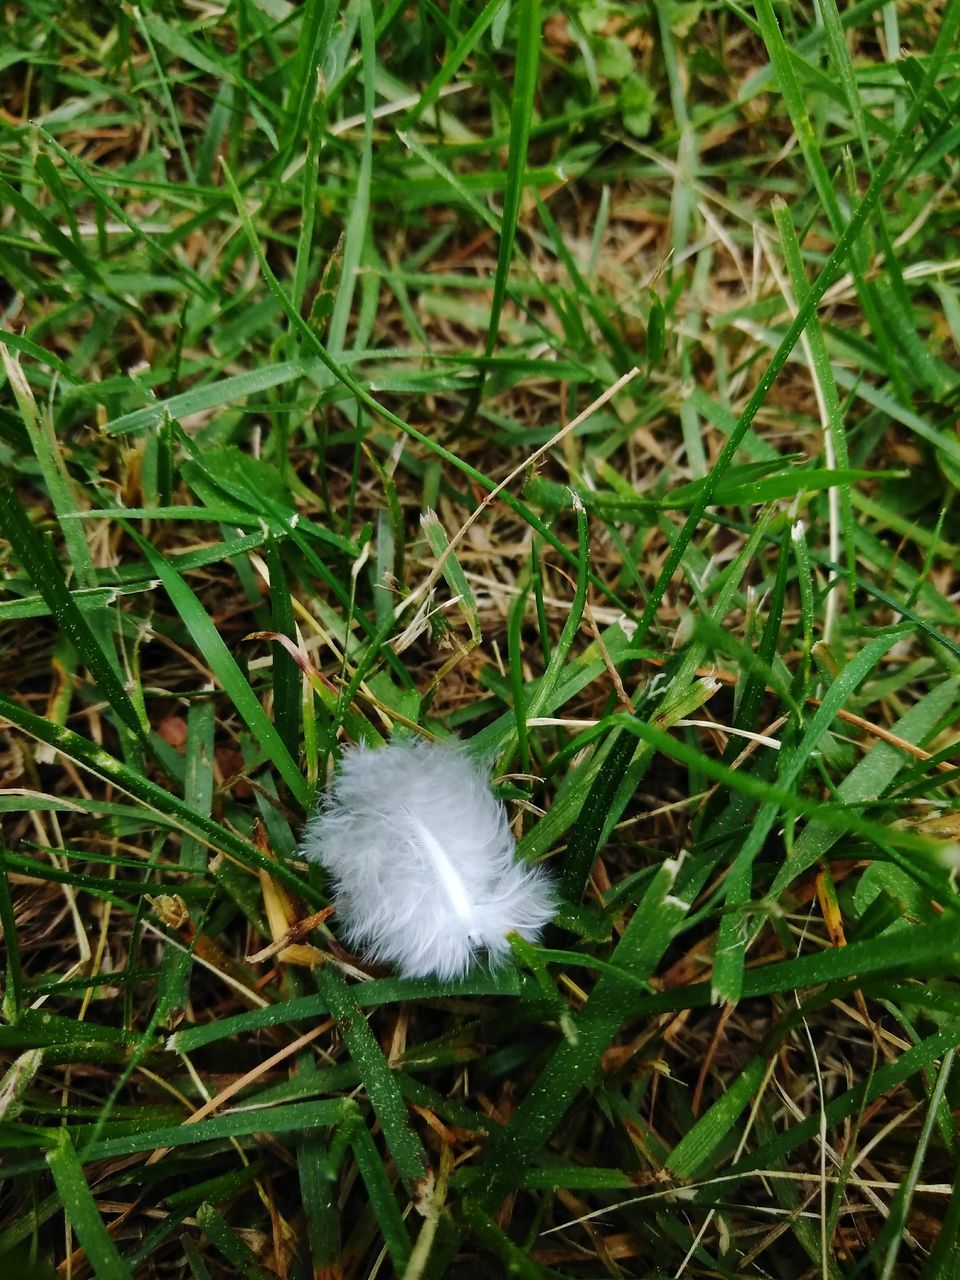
[{"left": 1, "top": 0, "right": 959, "bottom": 1275}]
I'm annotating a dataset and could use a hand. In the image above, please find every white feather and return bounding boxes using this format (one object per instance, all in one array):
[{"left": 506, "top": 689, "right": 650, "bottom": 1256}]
[{"left": 301, "top": 738, "right": 556, "bottom": 980}]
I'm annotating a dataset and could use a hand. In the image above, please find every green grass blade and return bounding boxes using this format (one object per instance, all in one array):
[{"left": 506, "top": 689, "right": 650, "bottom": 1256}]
[
  {"left": 348, "top": 1110, "right": 413, "bottom": 1268},
  {"left": 313, "top": 965, "right": 431, "bottom": 1195},
  {"left": 421, "top": 510, "right": 481, "bottom": 643},
  {"left": 194, "top": 1203, "right": 280, "bottom": 1280},
  {"left": 479, "top": 858, "right": 688, "bottom": 1202},
  {"left": 0, "top": 481, "right": 144, "bottom": 736},
  {"left": 485, "top": 0, "right": 542, "bottom": 362},
  {"left": 326, "top": 2, "right": 374, "bottom": 357},
  {"left": 462, "top": 0, "right": 542, "bottom": 422},
  {"left": 753, "top": 0, "right": 904, "bottom": 397},
  {"left": 128, "top": 528, "right": 307, "bottom": 808},
  {"left": 773, "top": 198, "right": 855, "bottom": 604},
  {"left": 46, "top": 1129, "right": 133, "bottom": 1279},
  {"left": 265, "top": 543, "right": 301, "bottom": 762},
  {"left": 876, "top": 1049, "right": 954, "bottom": 1278},
  {"left": 0, "top": 843, "right": 23, "bottom": 1023}
]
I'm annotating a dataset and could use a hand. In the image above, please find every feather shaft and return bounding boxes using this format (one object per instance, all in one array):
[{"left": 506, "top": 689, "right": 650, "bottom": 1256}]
[{"left": 405, "top": 809, "right": 474, "bottom": 924}]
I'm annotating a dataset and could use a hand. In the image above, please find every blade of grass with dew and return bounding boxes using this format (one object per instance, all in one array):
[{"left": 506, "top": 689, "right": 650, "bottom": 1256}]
[
  {"left": 477, "top": 857, "right": 689, "bottom": 1203},
  {"left": 169, "top": 968, "right": 533, "bottom": 1056},
  {"left": 347, "top": 1108, "right": 414, "bottom": 1269},
  {"left": 551, "top": 911, "right": 960, "bottom": 1020},
  {"left": 0, "top": 843, "right": 23, "bottom": 1023},
  {"left": 296, "top": 1130, "right": 340, "bottom": 1275},
  {"left": 2, "top": 351, "right": 106, "bottom": 609},
  {"left": 0, "top": 330, "right": 77, "bottom": 386},
  {"left": 46, "top": 1129, "right": 133, "bottom": 1279},
  {"left": 194, "top": 1203, "right": 281, "bottom": 1280},
  {"left": 0, "top": 177, "right": 104, "bottom": 290},
  {"left": 312, "top": 964, "right": 431, "bottom": 1195},
  {"left": 507, "top": 578, "right": 533, "bottom": 775},
  {"left": 103, "top": 360, "right": 308, "bottom": 436},
  {"left": 559, "top": 729, "right": 640, "bottom": 903},
  {"left": 523, "top": 498, "right": 589, "bottom": 724},
  {"left": 132, "top": 10, "right": 196, "bottom": 185},
  {"left": 458, "top": 1199, "right": 547, "bottom": 1280},
  {"left": 281, "top": 0, "right": 338, "bottom": 153},
  {"left": 774, "top": 201, "right": 856, "bottom": 581},
  {"left": 42, "top": 1099, "right": 349, "bottom": 1168}
]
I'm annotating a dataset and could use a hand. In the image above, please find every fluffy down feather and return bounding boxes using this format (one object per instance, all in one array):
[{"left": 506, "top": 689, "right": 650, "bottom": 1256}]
[{"left": 301, "top": 738, "right": 556, "bottom": 979}]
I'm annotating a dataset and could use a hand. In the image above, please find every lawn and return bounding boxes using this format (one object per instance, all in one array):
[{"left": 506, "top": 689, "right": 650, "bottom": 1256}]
[{"left": 1, "top": 0, "right": 960, "bottom": 1276}]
